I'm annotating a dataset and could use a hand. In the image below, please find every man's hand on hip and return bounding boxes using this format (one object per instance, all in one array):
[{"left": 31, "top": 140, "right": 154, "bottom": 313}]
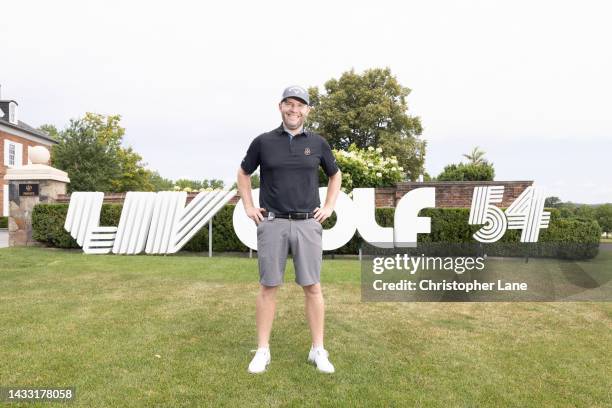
[
  {"left": 313, "top": 206, "right": 333, "bottom": 223},
  {"left": 245, "top": 206, "right": 266, "bottom": 225}
]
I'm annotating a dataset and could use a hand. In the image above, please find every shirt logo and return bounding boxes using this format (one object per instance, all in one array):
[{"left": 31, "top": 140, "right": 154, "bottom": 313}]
[{"left": 304, "top": 147, "right": 311, "bottom": 156}]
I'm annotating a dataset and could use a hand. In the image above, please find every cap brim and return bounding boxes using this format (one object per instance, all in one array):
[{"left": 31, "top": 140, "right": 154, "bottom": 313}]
[{"left": 281, "top": 96, "right": 309, "bottom": 105}]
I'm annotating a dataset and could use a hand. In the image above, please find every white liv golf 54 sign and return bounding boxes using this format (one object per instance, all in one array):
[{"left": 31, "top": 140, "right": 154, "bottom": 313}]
[
  {"left": 64, "top": 185, "right": 549, "bottom": 254},
  {"left": 234, "top": 186, "right": 550, "bottom": 251},
  {"left": 65, "top": 190, "right": 236, "bottom": 254}
]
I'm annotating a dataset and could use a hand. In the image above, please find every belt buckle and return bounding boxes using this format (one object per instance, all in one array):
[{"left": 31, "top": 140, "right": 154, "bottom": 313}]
[{"left": 267, "top": 211, "right": 275, "bottom": 221}]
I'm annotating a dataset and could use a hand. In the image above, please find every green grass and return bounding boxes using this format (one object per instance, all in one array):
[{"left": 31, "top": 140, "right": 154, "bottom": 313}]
[{"left": 1, "top": 248, "right": 611, "bottom": 407}]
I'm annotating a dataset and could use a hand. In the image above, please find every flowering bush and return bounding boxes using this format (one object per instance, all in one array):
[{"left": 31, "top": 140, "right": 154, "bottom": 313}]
[
  {"left": 320, "top": 144, "right": 404, "bottom": 191},
  {"left": 172, "top": 186, "right": 216, "bottom": 193}
]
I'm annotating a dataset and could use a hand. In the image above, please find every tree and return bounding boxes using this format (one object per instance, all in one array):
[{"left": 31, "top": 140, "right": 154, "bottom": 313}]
[
  {"left": 149, "top": 171, "right": 175, "bottom": 191},
  {"left": 596, "top": 204, "right": 612, "bottom": 235},
  {"left": 574, "top": 205, "right": 596, "bottom": 220},
  {"left": 377, "top": 132, "right": 426, "bottom": 181},
  {"left": 49, "top": 113, "right": 155, "bottom": 193},
  {"left": 437, "top": 162, "right": 495, "bottom": 181},
  {"left": 231, "top": 173, "right": 260, "bottom": 190},
  {"left": 462, "top": 146, "right": 487, "bottom": 165},
  {"left": 109, "top": 146, "right": 154, "bottom": 192},
  {"left": 174, "top": 178, "right": 225, "bottom": 191},
  {"left": 204, "top": 179, "right": 225, "bottom": 189},
  {"left": 307, "top": 67, "right": 425, "bottom": 181},
  {"left": 248, "top": 173, "right": 260, "bottom": 189},
  {"left": 39, "top": 124, "right": 60, "bottom": 140},
  {"left": 437, "top": 147, "right": 495, "bottom": 181},
  {"left": 50, "top": 115, "right": 121, "bottom": 192},
  {"left": 558, "top": 203, "right": 577, "bottom": 218},
  {"left": 544, "top": 196, "right": 562, "bottom": 208}
]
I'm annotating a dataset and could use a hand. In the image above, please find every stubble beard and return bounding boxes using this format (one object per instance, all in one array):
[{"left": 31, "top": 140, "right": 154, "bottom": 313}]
[{"left": 283, "top": 114, "right": 304, "bottom": 131}]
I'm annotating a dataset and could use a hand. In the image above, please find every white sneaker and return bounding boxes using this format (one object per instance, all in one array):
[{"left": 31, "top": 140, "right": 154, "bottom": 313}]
[
  {"left": 248, "top": 348, "right": 271, "bottom": 374},
  {"left": 307, "top": 346, "right": 335, "bottom": 373}
]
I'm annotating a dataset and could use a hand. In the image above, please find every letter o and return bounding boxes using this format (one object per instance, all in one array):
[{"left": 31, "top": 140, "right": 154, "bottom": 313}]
[{"left": 232, "top": 187, "right": 357, "bottom": 251}]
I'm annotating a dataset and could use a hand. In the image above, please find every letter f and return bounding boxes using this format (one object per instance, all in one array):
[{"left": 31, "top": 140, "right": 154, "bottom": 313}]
[{"left": 393, "top": 188, "right": 435, "bottom": 247}]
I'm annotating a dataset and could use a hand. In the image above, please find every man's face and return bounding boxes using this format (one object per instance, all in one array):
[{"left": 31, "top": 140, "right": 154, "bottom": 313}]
[{"left": 279, "top": 97, "right": 310, "bottom": 130}]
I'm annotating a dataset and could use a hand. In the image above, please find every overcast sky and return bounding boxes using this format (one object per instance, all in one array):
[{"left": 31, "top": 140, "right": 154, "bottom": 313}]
[{"left": 2, "top": 0, "right": 610, "bottom": 203}]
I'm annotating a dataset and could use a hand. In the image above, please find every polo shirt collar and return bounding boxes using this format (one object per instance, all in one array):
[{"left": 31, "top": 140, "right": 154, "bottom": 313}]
[{"left": 279, "top": 123, "right": 309, "bottom": 137}]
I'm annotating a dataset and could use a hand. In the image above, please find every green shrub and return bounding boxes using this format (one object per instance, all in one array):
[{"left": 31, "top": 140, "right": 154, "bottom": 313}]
[
  {"left": 0, "top": 216, "right": 7, "bottom": 229},
  {"left": 437, "top": 162, "right": 495, "bottom": 181},
  {"left": 32, "top": 204, "right": 123, "bottom": 248},
  {"left": 182, "top": 205, "right": 249, "bottom": 252},
  {"left": 31, "top": 204, "right": 600, "bottom": 259},
  {"left": 361, "top": 207, "right": 599, "bottom": 259},
  {"left": 32, "top": 204, "right": 78, "bottom": 248}
]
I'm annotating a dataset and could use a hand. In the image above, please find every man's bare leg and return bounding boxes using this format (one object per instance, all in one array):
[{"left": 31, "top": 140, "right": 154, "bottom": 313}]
[
  {"left": 256, "top": 284, "right": 278, "bottom": 348},
  {"left": 303, "top": 283, "right": 335, "bottom": 372},
  {"left": 303, "top": 283, "right": 324, "bottom": 347}
]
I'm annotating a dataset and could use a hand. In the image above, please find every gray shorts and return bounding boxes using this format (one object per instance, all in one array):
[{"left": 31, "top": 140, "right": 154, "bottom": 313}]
[{"left": 256, "top": 217, "right": 323, "bottom": 287}]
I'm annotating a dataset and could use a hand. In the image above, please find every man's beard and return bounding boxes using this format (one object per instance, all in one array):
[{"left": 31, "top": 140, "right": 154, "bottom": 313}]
[{"left": 283, "top": 117, "right": 303, "bottom": 130}]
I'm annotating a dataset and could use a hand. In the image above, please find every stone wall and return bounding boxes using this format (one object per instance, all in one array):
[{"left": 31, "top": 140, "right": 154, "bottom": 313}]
[
  {"left": 8, "top": 179, "right": 67, "bottom": 246},
  {"left": 1, "top": 130, "right": 51, "bottom": 215}
]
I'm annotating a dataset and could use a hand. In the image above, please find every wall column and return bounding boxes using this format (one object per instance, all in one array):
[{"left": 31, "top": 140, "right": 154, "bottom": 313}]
[{"left": 4, "top": 146, "right": 69, "bottom": 246}]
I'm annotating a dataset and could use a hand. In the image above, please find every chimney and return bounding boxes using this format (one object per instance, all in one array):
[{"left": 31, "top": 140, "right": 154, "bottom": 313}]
[{"left": 0, "top": 97, "right": 19, "bottom": 125}]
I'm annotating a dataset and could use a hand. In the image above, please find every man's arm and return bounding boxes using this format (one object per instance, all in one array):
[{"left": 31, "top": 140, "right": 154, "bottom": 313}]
[
  {"left": 313, "top": 169, "right": 342, "bottom": 223},
  {"left": 237, "top": 168, "right": 265, "bottom": 224}
]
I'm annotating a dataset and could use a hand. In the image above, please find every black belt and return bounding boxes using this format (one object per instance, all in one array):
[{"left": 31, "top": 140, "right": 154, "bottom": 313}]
[{"left": 262, "top": 211, "right": 316, "bottom": 220}]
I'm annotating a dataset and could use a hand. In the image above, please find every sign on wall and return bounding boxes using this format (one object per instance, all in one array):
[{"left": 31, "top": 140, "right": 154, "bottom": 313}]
[
  {"left": 65, "top": 185, "right": 549, "bottom": 254},
  {"left": 233, "top": 186, "right": 550, "bottom": 251},
  {"left": 64, "top": 190, "right": 236, "bottom": 254},
  {"left": 19, "top": 183, "right": 39, "bottom": 197}
]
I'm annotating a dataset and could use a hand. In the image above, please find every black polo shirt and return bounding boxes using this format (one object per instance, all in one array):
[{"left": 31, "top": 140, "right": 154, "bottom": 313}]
[{"left": 240, "top": 124, "right": 339, "bottom": 214}]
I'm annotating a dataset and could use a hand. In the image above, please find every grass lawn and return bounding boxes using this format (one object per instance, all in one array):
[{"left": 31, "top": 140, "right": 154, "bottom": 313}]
[{"left": 1, "top": 247, "right": 611, "bottom": 407}]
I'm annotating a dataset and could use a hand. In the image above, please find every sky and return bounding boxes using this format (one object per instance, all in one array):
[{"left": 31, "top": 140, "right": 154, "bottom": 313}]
[{"left": 2, "top": 0, "right": 610, "bottom": 203}]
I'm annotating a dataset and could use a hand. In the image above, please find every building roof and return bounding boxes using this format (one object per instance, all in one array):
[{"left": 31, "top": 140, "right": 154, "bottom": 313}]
[{"left": 0, "top": 117, "right": 57, "bottom": 144}]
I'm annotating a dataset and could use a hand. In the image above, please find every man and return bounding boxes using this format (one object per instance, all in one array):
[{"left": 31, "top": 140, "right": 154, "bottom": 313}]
[{"left": 236, "top": 85, "right": 342, "bottom": 374}]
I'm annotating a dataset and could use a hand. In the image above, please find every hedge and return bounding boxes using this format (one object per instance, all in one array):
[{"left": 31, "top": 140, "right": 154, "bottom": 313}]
[
  {"left": 0, "top": 216, "right": 7, "bottom": 229},
  {"left": 31, "top": 204, "right": 601, "bottom": 260},
  {"left": 32, "top": 204, "right": 122, "bottom": 249}
]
